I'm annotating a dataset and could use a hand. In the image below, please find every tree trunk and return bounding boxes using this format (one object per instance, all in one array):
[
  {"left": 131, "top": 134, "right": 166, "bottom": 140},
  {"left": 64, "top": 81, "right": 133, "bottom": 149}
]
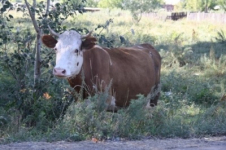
[
  {"left": 25, "top": 0, "right": 50, "bottom": 86},
  {"left": 205, "top": 6, "right": 208, "bottom": 13}
]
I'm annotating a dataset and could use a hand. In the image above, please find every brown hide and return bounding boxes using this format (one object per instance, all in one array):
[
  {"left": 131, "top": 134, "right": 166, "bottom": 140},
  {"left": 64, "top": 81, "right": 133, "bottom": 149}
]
[{"left": 68, "top": 44, "right": 161, "bottom": 107}]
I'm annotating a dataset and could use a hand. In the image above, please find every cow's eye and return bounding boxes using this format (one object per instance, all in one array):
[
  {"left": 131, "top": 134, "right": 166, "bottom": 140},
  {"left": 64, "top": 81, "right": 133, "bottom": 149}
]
[
  {"left": 54, "top": 48, "right": 57, "bottom": 51},
  {"left": 75, "top": 49, "right": 79, "bottom": 53}
]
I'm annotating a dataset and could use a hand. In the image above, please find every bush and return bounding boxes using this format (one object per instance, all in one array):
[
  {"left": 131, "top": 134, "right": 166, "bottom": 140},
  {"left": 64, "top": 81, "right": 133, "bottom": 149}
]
[
  {"left": 0, "top": 18, "right": 74, "bottom": 133},
  {"left": 51, "top": 93, "right": 164, "bottom": 140}
]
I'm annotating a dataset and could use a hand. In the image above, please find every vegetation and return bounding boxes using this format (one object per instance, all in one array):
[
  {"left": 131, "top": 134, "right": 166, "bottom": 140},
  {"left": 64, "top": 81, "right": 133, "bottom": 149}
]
[
  {"left": 218, "top": 0, "right": 226, "bottom": 12},
  {"left": 97, "top": 0, "right": 123, "bottom": 9},
  {"left": 177, "top": 0, "right": 226, "bottom": 12},
  {"left": 1, "top": 0, "right": 226, "bottom": 143},
  {"left": 181, "top": 0, "right": 217, "bottom": 12},
  {"left": 123, "top": 0, "right": 163, "bottom": 22}
]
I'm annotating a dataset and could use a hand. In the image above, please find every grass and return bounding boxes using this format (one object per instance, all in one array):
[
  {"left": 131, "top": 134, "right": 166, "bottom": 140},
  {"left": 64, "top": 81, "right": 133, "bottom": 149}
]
[{"left": 1, "top": 8, "right": 226, "bottom": 142}]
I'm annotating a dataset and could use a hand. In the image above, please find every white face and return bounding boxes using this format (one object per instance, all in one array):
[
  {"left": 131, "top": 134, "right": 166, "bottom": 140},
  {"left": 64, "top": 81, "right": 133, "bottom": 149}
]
[{"left": 53, "top": 31, "right": 83, "bottom": 78}]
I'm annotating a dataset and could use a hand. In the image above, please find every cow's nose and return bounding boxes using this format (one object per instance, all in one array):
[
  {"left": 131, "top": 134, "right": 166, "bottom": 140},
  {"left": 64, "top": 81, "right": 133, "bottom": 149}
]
[{"left": 53, "top": 68, "right": 66, "bottom": 77}]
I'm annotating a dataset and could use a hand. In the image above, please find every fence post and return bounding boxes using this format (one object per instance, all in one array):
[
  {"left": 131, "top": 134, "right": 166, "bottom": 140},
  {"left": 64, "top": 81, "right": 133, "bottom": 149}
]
[{"left": 197, "top": 12, "right": 200, "bottom": 22}]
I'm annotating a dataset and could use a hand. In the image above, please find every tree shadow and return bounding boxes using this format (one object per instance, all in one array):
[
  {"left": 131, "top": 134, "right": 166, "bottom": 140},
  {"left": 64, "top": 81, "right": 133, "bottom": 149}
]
[{"left": 155, "top": 40, "right": 226, "bottom": 61}]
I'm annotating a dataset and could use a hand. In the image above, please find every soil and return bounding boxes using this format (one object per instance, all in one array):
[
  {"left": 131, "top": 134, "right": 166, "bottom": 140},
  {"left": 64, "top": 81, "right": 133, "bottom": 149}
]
[{"left": 1, "top": 136, "right": 226, "bottom": 150}]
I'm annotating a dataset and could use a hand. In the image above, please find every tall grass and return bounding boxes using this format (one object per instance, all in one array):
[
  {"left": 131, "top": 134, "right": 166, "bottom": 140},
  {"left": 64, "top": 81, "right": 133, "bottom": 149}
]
[{"left": 1, "top": 9, "right": 226, "bottom": 142}]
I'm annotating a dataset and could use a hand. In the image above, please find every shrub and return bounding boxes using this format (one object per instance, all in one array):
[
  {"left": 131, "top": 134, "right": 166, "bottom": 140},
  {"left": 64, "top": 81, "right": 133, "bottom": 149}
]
[{"left": 49, "top": 92, "right": 166, "bottom": 140}]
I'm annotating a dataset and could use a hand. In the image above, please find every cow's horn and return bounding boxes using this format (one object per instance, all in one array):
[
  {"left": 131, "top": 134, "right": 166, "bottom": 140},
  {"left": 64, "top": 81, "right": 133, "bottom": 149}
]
[
  {"left": 81, "top": 31, "right": 92, "bottom": 39},
  {"left": 48, "top": 25, "right": 59, "bottom": 37}
]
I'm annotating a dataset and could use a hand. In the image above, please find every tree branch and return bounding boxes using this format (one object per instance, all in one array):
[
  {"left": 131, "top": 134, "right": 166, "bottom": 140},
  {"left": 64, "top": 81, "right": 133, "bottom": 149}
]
[
  {"left": 24, "top": 0, "right": 40, "bottom": 33},
  {"left": 46, "top": 0, "right": 50, "bottom": 17}
]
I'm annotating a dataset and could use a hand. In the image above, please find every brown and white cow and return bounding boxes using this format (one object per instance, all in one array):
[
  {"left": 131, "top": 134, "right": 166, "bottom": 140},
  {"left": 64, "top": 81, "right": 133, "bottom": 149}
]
[{"left": 42, "top": 28, "right": 161, "bottom": 111}]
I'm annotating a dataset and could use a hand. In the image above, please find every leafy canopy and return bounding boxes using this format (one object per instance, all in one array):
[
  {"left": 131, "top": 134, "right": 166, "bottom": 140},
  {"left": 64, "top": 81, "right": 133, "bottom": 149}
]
[{"left": 179, "top": 0, "right": 219, "bottom": 12}]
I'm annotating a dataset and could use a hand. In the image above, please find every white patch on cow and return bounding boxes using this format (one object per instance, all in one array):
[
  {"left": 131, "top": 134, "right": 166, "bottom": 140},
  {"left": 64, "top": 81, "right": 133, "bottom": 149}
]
[
  {"left": 94, "top": 45, "right": 112, "bottom": 65},
  {"left": 54, "top": 30, "right": 83, "bottom": 78}
]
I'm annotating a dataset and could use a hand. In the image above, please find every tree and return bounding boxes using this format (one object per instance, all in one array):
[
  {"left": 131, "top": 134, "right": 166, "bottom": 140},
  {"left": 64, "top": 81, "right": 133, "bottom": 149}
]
[
  {"left": 218, "top": 0, "right": 226, "bottom": 12},
  {"left": 85, "top": 0, "right": 99, "bottom": 7},
  {"left": 98, "top": 0, "right": 123, "bottom": 9},
  {"left": 24, "top": 0, "right": 43, "bottom": 86},
  {"left": 123, "top": 0, "right": 163, "bottom": 22},
  {"left": 200, "top": 0, "right": 217, "bottom": 13},
  {"left": 182, "top": 0, "right": 217, "bottom": 12}
]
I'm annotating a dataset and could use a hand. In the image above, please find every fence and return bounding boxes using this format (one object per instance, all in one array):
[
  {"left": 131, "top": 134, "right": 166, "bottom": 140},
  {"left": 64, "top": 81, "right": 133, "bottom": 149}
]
[
  {"left": 144, "top": 12, "right": 226, "bottom": 23},
  {"left": 143, "top": 12, "right": 187, "bottom": 21},
  {"left": 187, "top": 12, "right": 226, "bottom": 23}
]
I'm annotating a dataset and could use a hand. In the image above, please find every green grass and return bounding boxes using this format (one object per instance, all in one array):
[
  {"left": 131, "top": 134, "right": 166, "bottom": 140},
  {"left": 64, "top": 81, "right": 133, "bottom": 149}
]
[{"left": 1, "top": 9, "right": 226, "bottom": 143}]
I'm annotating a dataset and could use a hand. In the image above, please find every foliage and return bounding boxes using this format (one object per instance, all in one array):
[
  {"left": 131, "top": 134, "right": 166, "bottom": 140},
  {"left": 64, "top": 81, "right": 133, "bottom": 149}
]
[
  {"left": 0, "top": 0, "right": 83, "bottom": 129},
  {"left": 123, "top": 0, "right": 163, "bottom": 11},
  {"left": 0, "top": 15, "right": 72, "bottom": 129},
  {"left": 98, "top": 0, "right": 123, "bottom": 9},
  {"left": 123, "top": 0, "right": 163, "bottom": 22},
  {"left": 60, "top": 0, "right": 86, "bottom": 14},
  {"left": 218, "top": 0, "right": 226, "bottom": 12},
  {"left": 0, "top": 0, "right": 12, "bottom": 13},
  {"left": 179, "top": 0, "right": 218, "bottom": 12},
  {"left": 215, "top": 30, "right": 226, "bottom": 44},
  {"left": 85, "top": 0, "right": 99, "bottom": 7}
]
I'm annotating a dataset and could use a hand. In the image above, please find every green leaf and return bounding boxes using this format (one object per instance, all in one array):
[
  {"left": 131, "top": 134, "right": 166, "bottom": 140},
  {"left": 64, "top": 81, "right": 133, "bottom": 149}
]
[
  {"left": 0, "top": 8, "right": 6, "bottom": 13},
  {"left": 63, "top": 6, "right": 67, "bottom": 11},
  {"left": 55, "top": 3, "right": 60, "bottom": 7},
  {"left": 5, "top": 1, "right": 12, "bottom": 6},
  {"left": 9, "top": 15, "right": 13, "bottom": 19},
  {"left": 17, "top": 8, "right": 22, "bottom": 11}
]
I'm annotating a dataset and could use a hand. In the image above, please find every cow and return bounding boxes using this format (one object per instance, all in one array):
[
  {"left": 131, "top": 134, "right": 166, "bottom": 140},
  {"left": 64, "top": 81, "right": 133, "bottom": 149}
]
[{"left": 42, "top": 27, "right": 161, "bottom": 111}]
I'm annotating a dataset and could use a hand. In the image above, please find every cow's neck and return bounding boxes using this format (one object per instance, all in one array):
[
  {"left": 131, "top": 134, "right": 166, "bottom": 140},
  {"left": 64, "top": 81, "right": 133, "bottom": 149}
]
[{"left": 67, "top": 72, "right": 83, "bottom": 93}]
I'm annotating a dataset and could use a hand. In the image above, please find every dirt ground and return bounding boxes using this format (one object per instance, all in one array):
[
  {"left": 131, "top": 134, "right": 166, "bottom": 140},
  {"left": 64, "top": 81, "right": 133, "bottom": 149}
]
[{"left": 1, "top": 136, "right": 226, "bottom": 150}]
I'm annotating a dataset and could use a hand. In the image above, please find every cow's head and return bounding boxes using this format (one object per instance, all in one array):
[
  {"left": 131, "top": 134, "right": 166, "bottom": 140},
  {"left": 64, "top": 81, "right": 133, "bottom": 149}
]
[{"left": 42, "top": 27, "right": 96, "bottom": 78}]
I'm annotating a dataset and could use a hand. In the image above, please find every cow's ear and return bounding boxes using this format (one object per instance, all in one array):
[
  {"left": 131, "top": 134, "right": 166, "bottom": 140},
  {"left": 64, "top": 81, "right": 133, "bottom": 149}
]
[
  {"left": 81, "top": 36, "right": 97, "bottom": 50},
  {"left": 42, "top": 35, "right": 57, "bottom": 48}
]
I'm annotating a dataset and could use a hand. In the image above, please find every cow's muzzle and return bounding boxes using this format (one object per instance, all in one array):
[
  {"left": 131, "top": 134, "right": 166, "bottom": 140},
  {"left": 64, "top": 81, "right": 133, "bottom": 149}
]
[{"left": 53, "top": 67, "right": 67, "bottom": 78}]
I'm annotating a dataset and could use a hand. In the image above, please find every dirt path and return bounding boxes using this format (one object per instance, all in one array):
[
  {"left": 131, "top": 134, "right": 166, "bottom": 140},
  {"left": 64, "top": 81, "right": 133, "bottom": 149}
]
[{"left": 1, "top": 136, "right": 226, "bottom": 150}]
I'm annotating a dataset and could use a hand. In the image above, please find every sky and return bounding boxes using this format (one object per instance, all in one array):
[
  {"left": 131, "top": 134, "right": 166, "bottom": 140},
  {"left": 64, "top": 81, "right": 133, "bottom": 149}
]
[{"left": 164, "top": 0, "right": 181, "bottom": 5}]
